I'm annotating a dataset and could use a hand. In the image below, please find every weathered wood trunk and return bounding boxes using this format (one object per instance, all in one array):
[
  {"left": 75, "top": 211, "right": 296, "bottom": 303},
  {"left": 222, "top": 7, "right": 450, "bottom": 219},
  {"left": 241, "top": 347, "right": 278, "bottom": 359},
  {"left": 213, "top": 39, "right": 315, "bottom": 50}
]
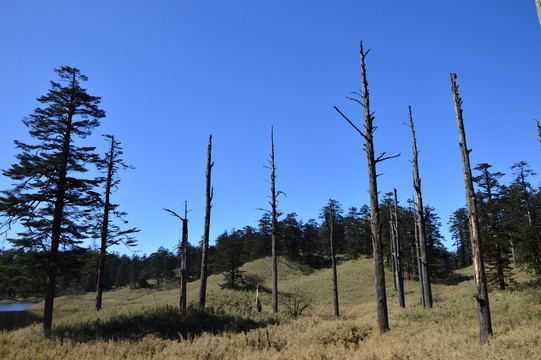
[
  {"left": 393, "top": 189, "right": 405, "bottom": 308},
  {"left": 408, "top": 106, "right": 433, "bottom": 309},
  {"left": 180, "top": 201, "right": 188, "bottom": 311},
  {"left": 270, "top": 127, "right": 278, "bottom": 314},
  {"left": 199, "top": 135, "right": 214, "bottom": 310},
  {"left": 509, "top": 232, "right": 517, "bottom": 268},
  {"left": 389, "top": 202, "right": 397, "bottom": 291},
  {"left": 359, "top": 42, "right": 389, "bottom": 334},
  {"left": 414, "top": 207, "right": 426, "bottom": 308},
  {"left": 334, "top": 41, "right": 393, "bottom": 334},
  {"left": 256, "top": 285, "right": 262, "bottom": 313},
  {"left": 96, "top": 136, "right": 116, "bottom": 311},
  {"left": 329, "top": 199, "right": 340, "bottom": 317},
  {"left": 451, "top": 73, "right": 493, "bottom": 344}
]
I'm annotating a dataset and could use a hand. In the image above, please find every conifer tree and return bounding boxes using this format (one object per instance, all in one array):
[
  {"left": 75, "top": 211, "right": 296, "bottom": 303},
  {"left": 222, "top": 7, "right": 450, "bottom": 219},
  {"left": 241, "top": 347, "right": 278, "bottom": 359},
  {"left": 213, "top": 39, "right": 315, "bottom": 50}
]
[
  {"left": 473, "top": 163, "right": 513, "bottom": 290},
  {"left": 0, "top": 66, "right": 105, "bottom": 332}
]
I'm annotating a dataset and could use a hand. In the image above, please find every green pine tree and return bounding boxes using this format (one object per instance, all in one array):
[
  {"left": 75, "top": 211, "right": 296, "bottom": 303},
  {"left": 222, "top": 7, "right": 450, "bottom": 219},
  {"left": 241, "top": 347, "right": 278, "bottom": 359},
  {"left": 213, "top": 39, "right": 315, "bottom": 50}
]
[{"left": 0, "top": 66, "right": 105, "bottom": 332}]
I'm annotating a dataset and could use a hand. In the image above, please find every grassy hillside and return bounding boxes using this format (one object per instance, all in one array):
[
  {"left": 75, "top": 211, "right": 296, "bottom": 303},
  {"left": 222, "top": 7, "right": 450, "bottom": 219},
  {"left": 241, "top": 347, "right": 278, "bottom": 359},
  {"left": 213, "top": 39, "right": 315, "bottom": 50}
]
[{"left": 1, "top": 257, "right": 540, "bottom": 359}]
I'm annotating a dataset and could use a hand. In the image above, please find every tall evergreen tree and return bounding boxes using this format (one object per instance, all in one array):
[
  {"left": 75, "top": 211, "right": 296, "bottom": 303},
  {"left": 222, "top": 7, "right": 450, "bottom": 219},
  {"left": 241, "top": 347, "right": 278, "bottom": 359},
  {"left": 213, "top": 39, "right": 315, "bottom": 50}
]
[
  {"left": 216, "top": 230, "right": 246, "bottom": 289},
  {"left": 319, "top": 200, "right": 344, "bottom": 255},
  {"left": 278, "top": 213, "right": 302, "bottom": 261},
  {"left": 473, "top": 163, "right": 513, "bottom": 290},
  {"left": 0, "top": 66, "right": 105, "bottom": 332},
  {"left": 449, "top": 207, "right": 472, "bottom": 268},
  {"left": 509, "top": 161, "right": 541, "bottom": 273}
]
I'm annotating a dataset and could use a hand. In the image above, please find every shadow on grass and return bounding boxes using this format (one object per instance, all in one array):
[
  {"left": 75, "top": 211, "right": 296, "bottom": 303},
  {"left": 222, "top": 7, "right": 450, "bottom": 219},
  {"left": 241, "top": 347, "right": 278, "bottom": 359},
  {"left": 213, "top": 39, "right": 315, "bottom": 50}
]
[
  {"left": 52, "top": 305, "right": 277, "bottom": 342},
  {"left": 443, "top": 272, "right": 475, "bottom": 285}
]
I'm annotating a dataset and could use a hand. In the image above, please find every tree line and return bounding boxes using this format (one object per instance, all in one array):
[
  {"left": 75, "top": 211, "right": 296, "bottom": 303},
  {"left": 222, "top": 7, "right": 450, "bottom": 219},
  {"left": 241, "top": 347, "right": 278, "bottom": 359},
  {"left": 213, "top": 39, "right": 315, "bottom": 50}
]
[{"left": 1, "top": 198, "right": 454, "bottom": 296}]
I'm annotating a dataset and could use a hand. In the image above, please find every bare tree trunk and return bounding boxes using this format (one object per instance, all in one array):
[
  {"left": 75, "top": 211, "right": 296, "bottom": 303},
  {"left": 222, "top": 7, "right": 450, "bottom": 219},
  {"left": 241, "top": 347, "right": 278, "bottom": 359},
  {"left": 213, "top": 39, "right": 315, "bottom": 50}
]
[
  {"left": 199, "top": 135, "right": 214, "bottom": 310},
  {"left": 408, "top": 106, "right": 433, "bottom": 309},
  {"left": 270, "top": 127, "right": 278, "bottom": 315},
  {"left": 509, "top": 232, "right": 517, "bottom": 268},
  {"left": 180, "top": 201, "right": 188, "bottom": 311},
  {"left": 335, "top": 42, "right": 395, "bottom": 334},
  {"left": 414, "top": 208, "right": 426, "bottom": 308},
  {"left": 96, "top": 136, "right": 115, "bottom": 311},
  {"left": 256, "top": 285, "right": 262, "bottom": 312},
  {"left": 393, "top": 189, "right": 405, "bottom": 308},
  {"left": 329, "top": 199, "right": 340, "bottom": 317},
  {"left": 451, "top": 73, "right": 493, "bottom": 344},
  {"left": 389, "top": 201, "right": 397, "bottom": 291}
]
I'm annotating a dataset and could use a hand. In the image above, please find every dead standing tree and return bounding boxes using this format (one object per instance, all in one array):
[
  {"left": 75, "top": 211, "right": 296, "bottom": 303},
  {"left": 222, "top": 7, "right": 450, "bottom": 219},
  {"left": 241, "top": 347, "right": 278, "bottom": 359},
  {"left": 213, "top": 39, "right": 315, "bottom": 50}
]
[
  {"left": 267, "top": 127, "right": 284, "bottom": 315},
  {"left": 393, "top": 189, "right": 405, "bottom": 308},
  {"left": 451, "top": 73, "right": 493, "bottom": 344},
  {"left": 334, "top": 41, "right": 398, "bottom": 334},
  {"left": 164, "top": 201, "right": 189, "bottom": 311},
  {"left": 95, "top": 135, "right": 138, "bottom": 311},
  {"left": 387, "top": 196, "right": 397, "bottom": 291},
  {"left": 329, "top": 199, "right": 340, "bottom": 317},
  {"left": 406, "top": 106, "right": 433, "bottom": 308},
  {"left": 411, "top": 200, "right": 426, "bottom": 308},
  {"left": 199, "top": 135, "right": 214, "bottom": 310}
]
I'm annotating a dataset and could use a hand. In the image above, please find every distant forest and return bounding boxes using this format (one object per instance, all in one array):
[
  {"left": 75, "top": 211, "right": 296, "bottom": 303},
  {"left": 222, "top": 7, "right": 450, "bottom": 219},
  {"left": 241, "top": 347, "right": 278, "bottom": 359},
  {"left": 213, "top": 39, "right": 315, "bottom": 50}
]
[{"left": 2, "top": 159, "right": 539, "bottom": 299}]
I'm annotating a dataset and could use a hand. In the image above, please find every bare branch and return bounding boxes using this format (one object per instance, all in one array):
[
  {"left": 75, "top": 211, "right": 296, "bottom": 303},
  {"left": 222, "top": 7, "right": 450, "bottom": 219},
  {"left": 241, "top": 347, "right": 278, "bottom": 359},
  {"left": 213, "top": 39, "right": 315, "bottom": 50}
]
[
  {"left": 333, "top": 106, "right": 367, "bottom": 140},
  {"left": 375, "top": 152, "right": 401, "bottom": 163},
  {"left": 345, "top": 96, "right": 363, "bottom": 107},
  {"left": 164, "top": 208, "right": 183, "bottom": 220}
]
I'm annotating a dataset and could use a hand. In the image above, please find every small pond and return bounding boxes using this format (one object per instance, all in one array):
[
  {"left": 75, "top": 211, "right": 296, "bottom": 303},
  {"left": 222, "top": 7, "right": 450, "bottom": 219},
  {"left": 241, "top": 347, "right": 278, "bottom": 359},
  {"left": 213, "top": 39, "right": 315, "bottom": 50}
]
[{"left": 0, "top": 303, "right": 42, "bottom": 331}]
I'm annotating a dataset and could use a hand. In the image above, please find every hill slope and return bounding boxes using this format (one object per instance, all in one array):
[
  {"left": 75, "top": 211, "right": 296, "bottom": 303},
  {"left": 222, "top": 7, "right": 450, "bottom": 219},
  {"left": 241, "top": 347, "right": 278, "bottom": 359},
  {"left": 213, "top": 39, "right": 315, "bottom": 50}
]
[{"left": 1, "top": 257, "right": 540, "bottom": 359}]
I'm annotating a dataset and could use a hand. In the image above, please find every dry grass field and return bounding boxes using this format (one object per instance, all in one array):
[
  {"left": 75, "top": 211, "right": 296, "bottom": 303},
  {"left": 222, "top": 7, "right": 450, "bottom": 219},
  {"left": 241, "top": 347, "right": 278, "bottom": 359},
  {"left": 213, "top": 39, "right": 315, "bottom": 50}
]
[{"left": 1, "top": 256, "right": 540, "bottom": 359}]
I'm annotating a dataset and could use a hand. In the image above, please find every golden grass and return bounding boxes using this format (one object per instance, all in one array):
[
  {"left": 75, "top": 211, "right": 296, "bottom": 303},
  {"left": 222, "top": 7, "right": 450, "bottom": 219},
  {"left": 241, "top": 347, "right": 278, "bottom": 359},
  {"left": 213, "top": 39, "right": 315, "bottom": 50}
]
[{"left": 1, "top": 257, "right": 540, "bottom": 359}]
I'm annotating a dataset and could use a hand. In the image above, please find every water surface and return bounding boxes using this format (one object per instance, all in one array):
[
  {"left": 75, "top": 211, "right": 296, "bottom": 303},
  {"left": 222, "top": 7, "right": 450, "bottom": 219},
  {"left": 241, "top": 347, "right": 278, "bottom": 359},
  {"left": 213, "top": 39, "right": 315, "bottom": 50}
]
[{"left": 0, "top": 303, "right": 42, "bottom": 331}]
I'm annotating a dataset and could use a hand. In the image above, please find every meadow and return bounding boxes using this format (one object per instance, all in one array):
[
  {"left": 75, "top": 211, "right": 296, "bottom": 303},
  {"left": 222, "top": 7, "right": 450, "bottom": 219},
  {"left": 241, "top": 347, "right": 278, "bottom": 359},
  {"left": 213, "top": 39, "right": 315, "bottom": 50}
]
[{"left": 1, "top": 257, "right": 540, "bottom": 359}]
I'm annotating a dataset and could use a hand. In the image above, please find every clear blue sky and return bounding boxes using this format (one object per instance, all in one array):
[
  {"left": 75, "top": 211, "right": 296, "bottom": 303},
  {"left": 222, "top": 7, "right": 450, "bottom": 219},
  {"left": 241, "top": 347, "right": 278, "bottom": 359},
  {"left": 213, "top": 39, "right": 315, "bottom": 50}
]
[{"left": 1, "top": 1, "right": 540, "bottom": 256}]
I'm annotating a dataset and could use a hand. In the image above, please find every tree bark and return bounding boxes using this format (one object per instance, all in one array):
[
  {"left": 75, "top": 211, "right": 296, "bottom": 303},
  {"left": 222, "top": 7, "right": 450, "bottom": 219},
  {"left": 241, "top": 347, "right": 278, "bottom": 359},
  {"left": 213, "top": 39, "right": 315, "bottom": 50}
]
[
  {"left": 389, "top": 201, "right": 397, "bottom": 291},
  {"left": 96, "top": 136, "right": 116, "bottom": 311},
  {"left": 270, "top": 127, "right": 278, "bottom": 315},
  {"left": 413, "top": 206, "right": 426, "bottom": 308},
  {"left": 408, "top": 106, "right": 433, "bottom": 309},
  {"left": 394, "top": 189, "right": 405, "bottom": 308},
  {"left": 180, "top": 201, "right": 188, "bottom": 311},
  {"left": 358, "top": 42, "right": 389, "bottom": 333},
  {"left": 335, "top": 41, "right": 393, "bottom": 333},
  {"left": 451, "top": 73, "right": 493, "bottom": 344},
  {"left": 509, "top": 232, "right": 517, "bottom": 268},
  {"left": 199, "top": 135, "right": 213, "bottom": 310},
  {"left": 329, "top": 199, "right": 340, "bottom": 317},
  {"left": 43, "top": 72, "right": 77, "bottom": 332}
]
